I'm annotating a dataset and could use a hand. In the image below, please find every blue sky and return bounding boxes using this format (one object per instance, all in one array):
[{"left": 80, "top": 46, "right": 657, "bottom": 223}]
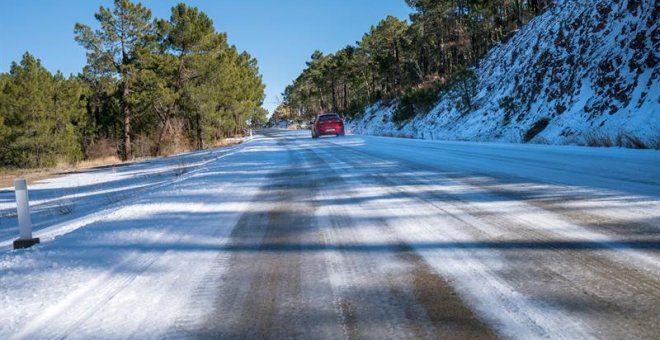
[{"left": 0, "top": 0, "right": 411, "bottom": 114}]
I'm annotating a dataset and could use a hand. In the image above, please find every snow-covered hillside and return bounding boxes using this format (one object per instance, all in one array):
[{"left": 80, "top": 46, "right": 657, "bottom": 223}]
[{"left": 350, "top": 0, "right": 659, "bottom": 147}]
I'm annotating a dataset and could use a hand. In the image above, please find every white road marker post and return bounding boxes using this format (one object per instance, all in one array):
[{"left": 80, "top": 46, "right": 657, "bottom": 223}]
[{"left": 13, "top": 179, "right": 40, "bottom": 249}]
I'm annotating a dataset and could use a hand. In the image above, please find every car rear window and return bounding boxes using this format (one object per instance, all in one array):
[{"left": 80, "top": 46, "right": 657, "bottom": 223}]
[{"left": 318, "top": 114, "right": 340, "bottom": 121}]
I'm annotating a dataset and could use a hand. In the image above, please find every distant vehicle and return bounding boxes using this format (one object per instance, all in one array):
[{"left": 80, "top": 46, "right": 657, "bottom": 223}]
[{"left": 312, "top": 113, "right": 345, "bottom": 138}]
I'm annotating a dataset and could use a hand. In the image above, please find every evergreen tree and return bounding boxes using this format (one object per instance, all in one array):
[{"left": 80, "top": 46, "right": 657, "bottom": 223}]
[
  {"left": 79, "top": 67, "right": 121, "bottom": 156},
  {"left": 150, "top": 3, "right": 264, "bottom": 150},
  {"left": 283, "top": 0, "right": 552, "bottom": 121},
  {"left": 52, "top": 73, "right": 90, "bottom": 163},
  {"left": 1, "top": 1, "right": 266, "bottom": 168},
  {"left": 153, "top": 4, "right": 212, "bottom": 149},
  {"left": 0, "top": 53, "right": 84, "bottom": 168},
  {"left": 75, "top": 0, "right": 155, "bottom": 160},
  {"left": 0, "top": 74, "right": 10, "bottom": 145}
]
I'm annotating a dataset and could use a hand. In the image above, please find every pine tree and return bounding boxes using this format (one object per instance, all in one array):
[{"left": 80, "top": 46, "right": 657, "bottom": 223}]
[
  {"left": 283, "top": 0, "right": 552, "bottom": 121},
  {"left": 0, "top": 74, "right": 10, "bottom": 144},
  {"left": 54, "top": 74, "right": 91, "bottom": 162},
  {"left": 1, "top": 1, "right": 266, "bottom": 167},
  {"left": 75, "top": 0, "right": 155, "bottom": 160},
  {"left": 158, "top": 3, "right": 217, "bottom": 149},
  {"left": 0, "top": 53, "right": 84, "bottom": 168}
]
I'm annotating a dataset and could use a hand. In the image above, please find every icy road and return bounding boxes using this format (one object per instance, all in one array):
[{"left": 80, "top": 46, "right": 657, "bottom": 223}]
[{"left": 1, "top": 129, "right": 659, "bottom": 339}]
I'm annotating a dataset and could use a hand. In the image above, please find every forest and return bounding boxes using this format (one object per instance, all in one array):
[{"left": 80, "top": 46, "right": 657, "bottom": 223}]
[
  {"left": 276, "top": 0, "right": 552, "bottom": 123},
  {"left": 0, "top": 0, "right": 266, "bottom": 168}
]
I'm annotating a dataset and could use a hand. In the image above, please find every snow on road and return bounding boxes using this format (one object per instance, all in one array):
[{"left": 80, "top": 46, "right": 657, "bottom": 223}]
[
  {"left": 1, "top": 130, "right": 658, "bottom": 339},
  {"left": 0, "top": 137, "right": 272, "bottom": 338}
]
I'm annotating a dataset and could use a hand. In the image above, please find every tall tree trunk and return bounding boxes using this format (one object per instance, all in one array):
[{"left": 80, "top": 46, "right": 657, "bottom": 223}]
[
  {"left": 122, "top": 80, "right": 132, "bottom": 161},
  {"left": 343, "top": 81, "right": 348, "bottom": 111},
  {"left": 155, "top": 117, "right": 171, "bottom": 156},
  {"left": 235, "top": 112, "right": 240, "bottom": 136},
  {"left": 120, "top": 14, "right": 131, "bottom": 161},
  {"left": 331, "top": 79, "right": 338, "bottom": 112},
  {"left": 514, "top": 0, "right": 523, "bottom": 28},
  {"left": 196, "top": 113, "right": 204, "bottom": 149},
  {"left": 365, "top": 80, "right": 371, "bottom": 100},
  {"left": 395, "top": 44, "right": 403, "bottom": 91}
]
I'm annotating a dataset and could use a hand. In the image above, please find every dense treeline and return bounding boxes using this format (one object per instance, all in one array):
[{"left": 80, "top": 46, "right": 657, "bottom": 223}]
[
  {"left": 0, "top": 0, "right": 266, "bottom": 168},
  {"left": 0, "top": 56, "right": 88, "bottom": 168},
  {"left": 276, "top": 0, "right": 552, "bottom": 122}
]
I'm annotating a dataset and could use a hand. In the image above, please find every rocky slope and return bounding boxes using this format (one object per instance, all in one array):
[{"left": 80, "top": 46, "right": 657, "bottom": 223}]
[{"left": 350, "top": 0, "right": 659, "bottom": 148}]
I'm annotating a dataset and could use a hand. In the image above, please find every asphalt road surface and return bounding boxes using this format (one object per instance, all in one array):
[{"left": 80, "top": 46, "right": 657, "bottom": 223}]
[
  {"left": 184, "top": 129, "right": 660, "bottom": 339},
  {"left": 2, "top": 129, "right": 658, "bottom": 339}
]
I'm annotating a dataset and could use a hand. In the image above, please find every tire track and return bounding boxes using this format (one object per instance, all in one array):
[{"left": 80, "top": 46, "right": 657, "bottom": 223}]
[
  {"left": 313, "top": 137, "right": 660, "bottom": 339},
  {"left": 311, "top": 138, "right": 497, "bottom": 339},
  {"left": 192, "top": 140, "right": 342, "bottom": 339}
]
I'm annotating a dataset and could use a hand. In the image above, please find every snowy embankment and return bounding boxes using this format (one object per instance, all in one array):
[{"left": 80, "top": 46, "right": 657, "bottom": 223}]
[
  {"left": 0, "top": 136, "right": 264, "bottom": 337},
  {"left": 349, "top": 0, "right": 659, "bottom": 147},
  {"left": 0, "top": 138, "right": 253, "bottom": 249}
]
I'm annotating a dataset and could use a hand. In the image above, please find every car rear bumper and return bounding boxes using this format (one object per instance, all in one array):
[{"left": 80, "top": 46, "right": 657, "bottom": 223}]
[{"left": 317, "top": 126, "right": 344, "bottom": 136}]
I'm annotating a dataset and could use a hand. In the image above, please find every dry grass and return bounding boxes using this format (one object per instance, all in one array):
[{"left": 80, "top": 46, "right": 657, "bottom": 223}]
[
  {"left": 584, "top": 133, "right": 615, "bottom": 147},
  {"left": 1, "top": 137, "right": 248, "bottom": 188},
  {"left": 211, "top": 138, "right": 244, "bottom": 148},
  {"left": 0, "top": 169, "right": 61, "bottom": 188},
  {"left": 382, "top": 132, "right": 414, "bottom": 139},
  {"left": 73, "top": 156, "right": 123, "bottom": 169},
  {"left": 583, "top": 132, "right": 654, "bottom": 149},
  {"left": 529, "top": 136, "right": 552, "bottom": 145},
  {"left": 159, "top": 145, "right": 191, "bottom": 157},
  {"left": 616, "top": 133, "right": 649, "bottom": 149},
  {"left": 87, "top": 138, "right": 117, "bottom": 159},
  {"left": 0, "top": 156, "right": 122, "bottom": 188}
]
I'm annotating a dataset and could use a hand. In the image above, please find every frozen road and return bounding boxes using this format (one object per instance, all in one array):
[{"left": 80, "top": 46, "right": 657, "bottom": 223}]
[{"left": 1, "top": 129, "right": 659, "bottom": 339}]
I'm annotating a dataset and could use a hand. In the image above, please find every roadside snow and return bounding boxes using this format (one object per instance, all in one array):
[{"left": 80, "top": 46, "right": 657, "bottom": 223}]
[
  {"left": 349, "top": 0, "right": 659, "bottom": 147},
  {"left": 1, "top": 130, "right": 658, "bottom": 338},
  {"left": 311, "top": 132, "right": 660, "bottom": 338},
  {"left": 0, "top": 139, "right": 254, "bottom": 248},
  {"left": 0, "top": 136, "right": 278, "bottom": 338}
]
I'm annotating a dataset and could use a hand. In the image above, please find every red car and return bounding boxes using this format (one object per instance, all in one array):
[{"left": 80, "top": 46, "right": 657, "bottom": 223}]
[{"left": 312, "top": 113, "right": 345, "bottom": 138}]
